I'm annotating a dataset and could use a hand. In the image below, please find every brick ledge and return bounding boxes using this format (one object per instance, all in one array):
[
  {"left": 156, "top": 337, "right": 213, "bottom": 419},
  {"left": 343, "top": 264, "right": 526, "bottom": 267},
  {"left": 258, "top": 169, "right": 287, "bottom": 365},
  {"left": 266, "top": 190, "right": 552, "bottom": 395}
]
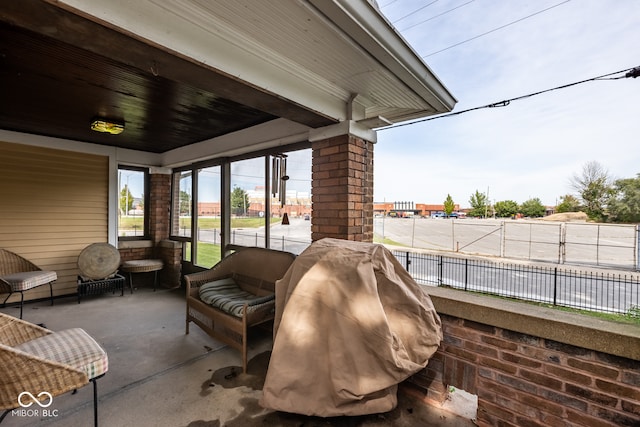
[{"left": 423, "top": 286, "right": 640, "bottom": 361}]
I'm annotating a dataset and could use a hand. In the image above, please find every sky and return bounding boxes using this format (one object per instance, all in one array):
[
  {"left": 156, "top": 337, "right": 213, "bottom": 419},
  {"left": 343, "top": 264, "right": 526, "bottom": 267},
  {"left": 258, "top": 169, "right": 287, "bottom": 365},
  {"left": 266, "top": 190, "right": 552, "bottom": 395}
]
[{"left": 373, "top": 0, "right": 640, "bottom": 208}]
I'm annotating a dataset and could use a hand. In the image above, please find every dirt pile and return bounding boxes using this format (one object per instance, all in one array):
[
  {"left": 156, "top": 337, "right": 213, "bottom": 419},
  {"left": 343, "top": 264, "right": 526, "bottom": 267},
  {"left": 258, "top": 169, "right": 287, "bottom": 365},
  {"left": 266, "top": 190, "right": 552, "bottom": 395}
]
[{"left": 540, "top": 212, "right": 588, "bottom": 222}]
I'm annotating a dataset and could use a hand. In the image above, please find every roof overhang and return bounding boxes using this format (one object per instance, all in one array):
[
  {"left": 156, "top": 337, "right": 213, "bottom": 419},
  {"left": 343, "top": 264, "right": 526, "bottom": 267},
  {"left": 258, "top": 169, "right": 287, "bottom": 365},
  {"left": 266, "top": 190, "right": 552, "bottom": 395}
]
[{"left": 0, "top": 0, "right": 456, "bottom": 163}]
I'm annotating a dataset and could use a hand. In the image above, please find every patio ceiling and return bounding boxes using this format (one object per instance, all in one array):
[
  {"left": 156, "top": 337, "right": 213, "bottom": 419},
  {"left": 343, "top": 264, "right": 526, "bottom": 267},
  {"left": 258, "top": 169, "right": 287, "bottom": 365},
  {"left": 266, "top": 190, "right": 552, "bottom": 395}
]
[{"left": 0, "top": 0, "right": 455, "bottom": 161}]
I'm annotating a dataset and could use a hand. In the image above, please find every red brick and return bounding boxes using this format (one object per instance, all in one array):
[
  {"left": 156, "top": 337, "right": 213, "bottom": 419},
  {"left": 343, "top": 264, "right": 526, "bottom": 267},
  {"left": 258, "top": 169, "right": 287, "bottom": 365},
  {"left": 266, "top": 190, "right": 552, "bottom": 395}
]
[
  {"left": 567, "top": 358, "right": 620, "bottom": 380},
  {"left": 595, "top": 379, "right": 640, "bottom": 401},
  {"left": 478, "top": 399, "right": 516, "bottom": 424},
  {"left": 621, "top": 398, "right": 640, "bottom": 417},
  {"left": 566, "top": 409, "right": 618, "bottom": 427},
  {"left": 622, "top": 370, "right": 640, "bottom": 387},
  {"left": 501, "top": 351, "right": 542, "bottom": 369},
  {"left": 518, "top": 393, "right": 565, "bottom": 417},
  {"left": 478, "top": 357, "right": 518, "bottom": 375},
  {"left": 465, "top": 341, "right": 499, "bottom": 358},
  {"left": 481, "top": 335, "right": 518, "bottom": 351},
  {"left": 519, "top": 368, "right": 563, "bottom": 389},
  {"left": 546, "top": 364, "right": 592, "bottom": 386}
]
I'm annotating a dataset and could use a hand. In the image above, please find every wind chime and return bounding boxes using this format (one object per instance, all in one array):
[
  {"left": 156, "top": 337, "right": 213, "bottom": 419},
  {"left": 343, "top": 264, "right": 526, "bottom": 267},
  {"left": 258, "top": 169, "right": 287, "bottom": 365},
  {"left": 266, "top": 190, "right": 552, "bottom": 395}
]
[{"left": 272, "top": 154, "right": 290, "bottom": 224}]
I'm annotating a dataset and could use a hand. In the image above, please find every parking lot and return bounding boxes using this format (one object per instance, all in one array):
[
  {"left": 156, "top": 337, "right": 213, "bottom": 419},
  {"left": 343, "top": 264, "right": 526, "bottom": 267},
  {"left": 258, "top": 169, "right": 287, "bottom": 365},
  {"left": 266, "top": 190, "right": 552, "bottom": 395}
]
[{"left": 375, "top": 217, "right": 639, "bottom": 270}]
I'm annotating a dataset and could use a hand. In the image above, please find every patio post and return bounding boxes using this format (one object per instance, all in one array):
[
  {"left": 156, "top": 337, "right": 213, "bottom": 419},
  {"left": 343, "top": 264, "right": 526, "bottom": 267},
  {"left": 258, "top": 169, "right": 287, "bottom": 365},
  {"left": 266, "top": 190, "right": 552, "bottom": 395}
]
[{"left": 310, "top": 121, "right": 375, "bottom": 242}]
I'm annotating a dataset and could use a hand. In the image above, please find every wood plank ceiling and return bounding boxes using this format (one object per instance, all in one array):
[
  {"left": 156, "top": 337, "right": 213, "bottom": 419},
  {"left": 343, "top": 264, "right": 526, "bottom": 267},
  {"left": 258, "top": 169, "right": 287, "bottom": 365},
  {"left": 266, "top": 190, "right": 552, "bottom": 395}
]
[{"left": 0, "top": 0, "right": 334, "bottom": 154}]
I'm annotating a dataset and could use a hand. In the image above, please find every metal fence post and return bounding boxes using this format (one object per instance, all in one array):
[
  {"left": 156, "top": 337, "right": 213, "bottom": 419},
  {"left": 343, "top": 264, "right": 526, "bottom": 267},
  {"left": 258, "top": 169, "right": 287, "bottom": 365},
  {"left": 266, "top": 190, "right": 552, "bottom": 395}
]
[
  {"left": 464, "top": 258, "right": 468, "bottom": 291},
  {"left": 560, "top": 223, "right": 566, "bottom": 265},
  {"left": 553, "top": 267, "right": 558, "bottom": 306},
  {"left": 438, "top": 255, "right": 443, "bottom": 286},
  {"left": 596, "top": 224, "right": 601, "bottom": 267},
  {"left": 404, "top": 251, "right": 411, "bottom": 271},
  {"left": 500, "top": 221, "right": 505, "bottom": 258},
  {"left": 636, "top": 224, "right": 639, "bottom": 271}
]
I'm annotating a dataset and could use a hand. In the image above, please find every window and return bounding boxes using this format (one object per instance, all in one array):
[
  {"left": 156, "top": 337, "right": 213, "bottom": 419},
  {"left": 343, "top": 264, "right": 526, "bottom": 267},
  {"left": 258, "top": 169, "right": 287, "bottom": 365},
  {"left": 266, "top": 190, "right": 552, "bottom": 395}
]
[
  {"left": 170, "top": 145, "right": 312, "bottom": 269},
  {"left": 118, "top": 167, "right": 149, "bottom": 239},
  {"left": 196, "top": 166, "right": 222, "bottom": 267},
  {"left": 230, "top": 157, "right": 266, "bottom": 247},
  {"left": 268, "top": 149, "right": 312, "bottom": 254}
]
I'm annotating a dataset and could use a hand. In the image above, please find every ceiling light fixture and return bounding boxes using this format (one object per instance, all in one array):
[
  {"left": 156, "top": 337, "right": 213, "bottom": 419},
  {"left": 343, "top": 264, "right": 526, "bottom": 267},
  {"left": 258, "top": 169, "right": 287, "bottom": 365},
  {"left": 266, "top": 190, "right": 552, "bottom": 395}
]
[{"left": 90, "top": 118, "right": 125, "bottom": 135}]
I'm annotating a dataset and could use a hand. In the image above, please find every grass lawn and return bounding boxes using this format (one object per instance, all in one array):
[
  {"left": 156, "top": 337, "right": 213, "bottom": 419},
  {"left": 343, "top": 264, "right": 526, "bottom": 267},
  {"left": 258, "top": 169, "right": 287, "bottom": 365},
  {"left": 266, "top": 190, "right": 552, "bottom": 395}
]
[
  {"left": 119, "top": 216, "right": 280, "bottom": 231},
  {"left": 196, "top": 241, "right": 222, "bottom": 267}
]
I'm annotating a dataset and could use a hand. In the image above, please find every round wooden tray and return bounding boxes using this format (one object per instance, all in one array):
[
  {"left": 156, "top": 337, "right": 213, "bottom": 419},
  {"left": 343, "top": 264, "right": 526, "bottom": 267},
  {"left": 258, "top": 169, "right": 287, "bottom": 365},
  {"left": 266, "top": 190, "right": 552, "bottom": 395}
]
[{"left": 78, "top": 243, "right": 121, "bottom": 280}]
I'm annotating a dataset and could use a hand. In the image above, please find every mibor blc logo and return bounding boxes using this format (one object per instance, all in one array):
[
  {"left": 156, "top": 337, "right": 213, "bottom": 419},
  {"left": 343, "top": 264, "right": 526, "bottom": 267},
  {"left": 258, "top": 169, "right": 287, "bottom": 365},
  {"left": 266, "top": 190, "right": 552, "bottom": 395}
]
[
  {"left": 18, "top": 391, "right": 53, "bottom": 408},
  {"left": 12, "top": 391, "right": 59, "bottom": 418}
]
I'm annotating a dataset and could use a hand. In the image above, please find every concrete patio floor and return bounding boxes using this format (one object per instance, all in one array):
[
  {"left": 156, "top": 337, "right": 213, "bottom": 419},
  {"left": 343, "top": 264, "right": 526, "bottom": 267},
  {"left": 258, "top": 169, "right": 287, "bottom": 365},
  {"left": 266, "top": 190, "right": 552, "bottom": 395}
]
[{"left": 1, "top": 286, "right": 476, "bottom": 426}]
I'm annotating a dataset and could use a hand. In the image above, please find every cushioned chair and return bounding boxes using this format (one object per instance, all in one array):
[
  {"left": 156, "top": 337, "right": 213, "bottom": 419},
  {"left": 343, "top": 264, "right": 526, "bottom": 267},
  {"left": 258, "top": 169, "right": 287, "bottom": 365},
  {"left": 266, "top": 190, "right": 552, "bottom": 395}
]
[
  {"left": 184, "top": 247, "right": 295, "bottom": 372},
  {"left": 0, "top": 312, "right": 108, "bottom": 426},
  {"left": 0, "top": 249, "right": 56, "bottom": 319}
]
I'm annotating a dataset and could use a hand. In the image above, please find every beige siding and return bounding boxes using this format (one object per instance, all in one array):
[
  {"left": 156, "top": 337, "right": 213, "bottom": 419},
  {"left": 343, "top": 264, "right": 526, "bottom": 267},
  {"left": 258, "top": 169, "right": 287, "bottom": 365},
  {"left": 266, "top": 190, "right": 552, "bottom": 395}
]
[{"left": 0, "top": 141, "right": 108, "bottom": 301}]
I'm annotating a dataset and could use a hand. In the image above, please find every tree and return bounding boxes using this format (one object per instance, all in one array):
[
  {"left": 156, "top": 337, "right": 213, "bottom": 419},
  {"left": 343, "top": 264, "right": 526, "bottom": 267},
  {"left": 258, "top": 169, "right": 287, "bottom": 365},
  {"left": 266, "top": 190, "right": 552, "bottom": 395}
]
[
  {"left": 468, "top": 190, "right": 489, "bottom": 218},
  {"left": 519, "top": 198, "right": 546, "bottom": 218},
  {"left": 119, "top": 185, "right": 134, "bottom": 215},
  {"left": 494, "top": 200, "right": 519, "bottom": 218},
  {"left": 608, "top": 174, "right": 640, "bottom": 223},
  {"left": 443, "top": 194, "right": 455, "bottom": 216},
  {"left": 570, "top": 161, "right": 614, "bottom": 222},
  {"left": 555, "top": 194, "right": 581, "bottom": 213},
  {"left": 231, "top": 186, "right": 249, "bottom": 216},
  {"left": 179, "top": 190, "right": 191, "bottom": 216}
]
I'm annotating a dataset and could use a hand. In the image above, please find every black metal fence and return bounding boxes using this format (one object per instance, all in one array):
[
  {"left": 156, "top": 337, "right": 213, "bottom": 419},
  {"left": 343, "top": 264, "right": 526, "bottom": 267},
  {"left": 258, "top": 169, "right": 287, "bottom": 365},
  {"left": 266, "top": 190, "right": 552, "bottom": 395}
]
[{"left": 393, "top": 250, "right": 640, "bottom": 315}]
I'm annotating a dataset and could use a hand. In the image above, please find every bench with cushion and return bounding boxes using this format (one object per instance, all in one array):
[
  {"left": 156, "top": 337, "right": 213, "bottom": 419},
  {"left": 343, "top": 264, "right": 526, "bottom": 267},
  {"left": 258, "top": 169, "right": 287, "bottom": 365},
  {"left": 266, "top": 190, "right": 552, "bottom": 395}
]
[{"left": 184, "top": 247, "right": 295, "bottom": 372}]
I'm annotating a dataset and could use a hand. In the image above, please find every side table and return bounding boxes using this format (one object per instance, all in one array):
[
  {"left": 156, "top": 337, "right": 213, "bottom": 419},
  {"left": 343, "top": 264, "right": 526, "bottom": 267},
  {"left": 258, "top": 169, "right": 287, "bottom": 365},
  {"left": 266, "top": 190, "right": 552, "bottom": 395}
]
[{"left": 120, "top": 259, "right": 164, "bottom": 292}]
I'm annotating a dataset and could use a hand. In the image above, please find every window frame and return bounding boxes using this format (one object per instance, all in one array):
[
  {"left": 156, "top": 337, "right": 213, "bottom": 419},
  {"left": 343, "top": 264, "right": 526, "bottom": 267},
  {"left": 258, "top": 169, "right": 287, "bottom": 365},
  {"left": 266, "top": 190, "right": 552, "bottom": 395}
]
[{"left": 117, "top": 165, "right": 150, "bottom": 241}]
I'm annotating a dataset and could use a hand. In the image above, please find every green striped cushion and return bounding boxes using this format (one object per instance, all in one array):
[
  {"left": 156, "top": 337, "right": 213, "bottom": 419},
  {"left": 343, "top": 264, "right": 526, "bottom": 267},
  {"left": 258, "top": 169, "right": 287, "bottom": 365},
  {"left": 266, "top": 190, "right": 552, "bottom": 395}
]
[
  {"left": 199, "top": 277, "right": 274, "bottom": 317},
  {"left": 16, "top": 328, "right": 108, "bottom": 379}
]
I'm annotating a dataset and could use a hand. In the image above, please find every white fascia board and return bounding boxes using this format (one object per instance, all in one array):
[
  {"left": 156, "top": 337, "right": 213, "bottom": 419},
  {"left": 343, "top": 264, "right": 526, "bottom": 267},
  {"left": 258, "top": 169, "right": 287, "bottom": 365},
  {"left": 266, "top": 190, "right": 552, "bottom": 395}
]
[
  {"left": 54, "top": 0, "right": 348, "bottom": 122},
  {"left": 308, "top": 0, "right": 457, "bottom": 113}
]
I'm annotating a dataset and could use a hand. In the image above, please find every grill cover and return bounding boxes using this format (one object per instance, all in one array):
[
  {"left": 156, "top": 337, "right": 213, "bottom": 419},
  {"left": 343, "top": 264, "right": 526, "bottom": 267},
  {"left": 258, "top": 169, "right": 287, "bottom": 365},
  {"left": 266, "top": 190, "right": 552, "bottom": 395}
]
[{"left": 260, "top": 238, "right": 442, "bottom": 416}]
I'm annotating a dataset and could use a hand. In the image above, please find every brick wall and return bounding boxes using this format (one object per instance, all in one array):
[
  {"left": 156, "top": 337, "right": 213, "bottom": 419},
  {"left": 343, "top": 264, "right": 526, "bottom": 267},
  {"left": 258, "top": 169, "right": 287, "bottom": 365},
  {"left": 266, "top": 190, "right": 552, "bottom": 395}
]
[
  {"left": 150, "top": 173, "right": 171, "bottom": 243},
  {"left": 119, "top": 172, "right": 181, "bottom": 288},
  {"left": 408, "top": 313, "right": 640, "bottom": 426},
  {"left": 311, "top": 134, "right": 373, "bottom": 242}
]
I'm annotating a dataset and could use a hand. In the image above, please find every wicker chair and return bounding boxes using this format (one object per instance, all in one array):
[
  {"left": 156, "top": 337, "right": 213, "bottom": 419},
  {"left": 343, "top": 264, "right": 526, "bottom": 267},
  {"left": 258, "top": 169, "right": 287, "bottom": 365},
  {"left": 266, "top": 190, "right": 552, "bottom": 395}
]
[
  {"left": 0, "top": 312, "right": 108, "bottom": 426},
  {"left": 185, "top": 247, "right": 295, "bottom": 372},
  {"left": 0, "top": 249, "right": 56, "bottom": 319}
]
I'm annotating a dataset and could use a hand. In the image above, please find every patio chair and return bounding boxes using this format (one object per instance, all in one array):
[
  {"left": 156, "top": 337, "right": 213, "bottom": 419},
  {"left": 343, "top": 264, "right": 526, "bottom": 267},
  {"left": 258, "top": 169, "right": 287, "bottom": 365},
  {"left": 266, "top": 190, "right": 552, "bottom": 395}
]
[
  {"left": 0, "top": 249, "right": 56, "bottom": 319},
  {"left": 0, "top": 312, "right": 108, "bottom": 426},
  {"left": 185, "top": 247, "right": 295, "bottom": 372}
]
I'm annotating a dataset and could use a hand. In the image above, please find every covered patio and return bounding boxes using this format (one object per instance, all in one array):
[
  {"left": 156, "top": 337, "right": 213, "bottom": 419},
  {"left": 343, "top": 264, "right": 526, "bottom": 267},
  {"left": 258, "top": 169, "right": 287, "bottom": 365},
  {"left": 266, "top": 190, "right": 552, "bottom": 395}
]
[
  {"left": 0, "top": 0, "right": 463, "bottom": 425},
  {"left": 0, "top": 288, "right": 475, "bottom": 426},
  {"left": 4, "top": 2, "right": 637, "bottom": 426}
]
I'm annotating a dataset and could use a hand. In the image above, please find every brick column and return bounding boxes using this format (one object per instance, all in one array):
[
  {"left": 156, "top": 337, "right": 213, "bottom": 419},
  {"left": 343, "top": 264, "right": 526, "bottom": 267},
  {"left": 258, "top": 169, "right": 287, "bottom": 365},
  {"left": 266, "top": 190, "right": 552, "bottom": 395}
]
[
  {"left": 311, "top": 129, "right": 374, "bottom": 242},
  {"left": 150, "top": 172, "right": 181, "bottom": 288},
  {"left": 149, "top": 172, "right": 171, "bottom": 243}
]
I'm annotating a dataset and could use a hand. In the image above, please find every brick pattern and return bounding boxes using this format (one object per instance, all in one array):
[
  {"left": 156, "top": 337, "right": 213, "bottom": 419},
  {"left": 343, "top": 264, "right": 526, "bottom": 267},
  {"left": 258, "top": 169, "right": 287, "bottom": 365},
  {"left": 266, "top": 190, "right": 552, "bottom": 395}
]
[
  {"left": 118, "top": 173, "right": 182, "bottom": 288},
  {"left": 149, "top": 173, "right": 171, "bottom": 243},
  {"left": 408, "top": 314, "right": 640, "bottom": 426},
  {"left": 311, "top": 134, "right": 374, "bottom": 242}
]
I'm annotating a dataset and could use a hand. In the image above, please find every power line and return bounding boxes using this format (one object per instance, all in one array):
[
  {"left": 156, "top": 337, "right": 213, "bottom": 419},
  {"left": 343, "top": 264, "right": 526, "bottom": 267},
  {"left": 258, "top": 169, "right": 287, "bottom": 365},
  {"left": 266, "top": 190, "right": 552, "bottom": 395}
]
[
  {"left": 422, "top": 0, "right": 571, "bottom": 57},
  {"left": 398, "top": 0, "right": 476, "bottom": 32},
  {"left": 391, "top": 0, "right": 438, "bottom": 24},
  {"left": 379, "top": 66, "right": 640, "bottom": 130}
]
